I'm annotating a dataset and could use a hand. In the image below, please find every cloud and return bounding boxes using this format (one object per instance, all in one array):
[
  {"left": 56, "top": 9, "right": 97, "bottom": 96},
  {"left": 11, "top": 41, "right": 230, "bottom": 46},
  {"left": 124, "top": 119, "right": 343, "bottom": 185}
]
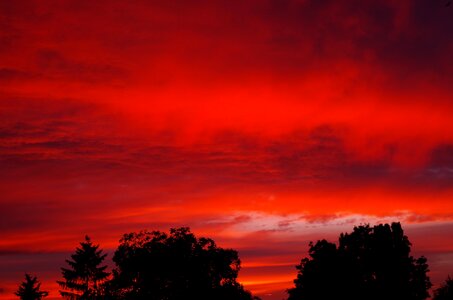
[
  {"left": 430, "top": 144, "right": 453, "bottom": 168},
  {"left": 0, "top": 68, "right": 37, "bottom": 82},
  {"left": 2, "top": 107, "right": 450, "bottom": 193},
  {"left": 1, "top": 0, "right": 452, "bottom": 88},
  {"left": 1, "top": 1, "right": 453, "bottom": 299},
  {"left": 2, "top": 97, "right": 453, "bottom": 251},
  {"left": 33, "top": 49, "right": 127, "bottom": 83}
]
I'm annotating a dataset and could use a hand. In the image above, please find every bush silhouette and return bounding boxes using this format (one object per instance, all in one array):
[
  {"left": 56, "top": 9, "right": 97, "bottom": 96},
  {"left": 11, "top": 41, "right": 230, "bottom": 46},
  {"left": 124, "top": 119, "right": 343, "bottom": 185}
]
[
  {"left": 15, "top": 274, "right": 48, "bottom": 300},
  {"left": 109, "top": 227, "right": 257, "bottom": 300},
  {"left": 57, "top": 236, "right": 110, "bottom": 299},
  {"left": 288, "top": 222, "right": 431, "bottom": 300}
]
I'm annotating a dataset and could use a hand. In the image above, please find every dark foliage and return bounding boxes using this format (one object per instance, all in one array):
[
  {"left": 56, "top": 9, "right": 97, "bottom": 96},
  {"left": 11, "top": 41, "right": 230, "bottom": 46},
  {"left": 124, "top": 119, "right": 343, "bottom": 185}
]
[
  {"left": 433, "top": 276, "right": 453, "bottom": 300},
  {"left": 288, "top": 222, "right": 432, "bottom": 300},
  {"left": 15, "top": 274, "right": 48, "bottom": 300},
  {"left": 57, "top": 236, "right": 110, "bottom": 299},
  {"left": 110, "top": 227, "right": 257, "bottom": 300}
]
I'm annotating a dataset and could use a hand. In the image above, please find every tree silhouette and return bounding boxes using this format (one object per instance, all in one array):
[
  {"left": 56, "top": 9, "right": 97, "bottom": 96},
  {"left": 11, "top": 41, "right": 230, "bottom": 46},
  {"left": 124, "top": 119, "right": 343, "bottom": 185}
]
[
  {"left": 57, "top": 236, "right": 110, "bottom": 299},
  {"left": 15, "top": 274, "right": 48, "bottom": 300},
  {"left": 110, "top": 227, "right": 257, "bottom": 300},
  {"left": 433, "top": 276, "right": 453, "bottom": 300},
  {"left": 288, "top": 222, "right": 431, "bottom": 300}
]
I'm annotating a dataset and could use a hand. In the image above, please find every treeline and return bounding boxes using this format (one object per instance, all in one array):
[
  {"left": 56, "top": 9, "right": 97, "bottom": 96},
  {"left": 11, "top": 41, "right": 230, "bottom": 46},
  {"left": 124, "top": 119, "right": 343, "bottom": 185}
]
[{"left": 15, "top": 223, "right": 453, "bottom": 300}]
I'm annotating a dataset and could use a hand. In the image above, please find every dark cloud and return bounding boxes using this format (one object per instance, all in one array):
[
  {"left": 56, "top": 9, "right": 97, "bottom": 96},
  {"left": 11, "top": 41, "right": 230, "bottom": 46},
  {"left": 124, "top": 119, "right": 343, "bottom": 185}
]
[
  {"left": 0, "top": 68, "right": 37, "bottom": 81},
  {"left": 430, "top": 144, "right": 453, "bottom": 168},
  {"left": 0, "top": 251, "right": 73, "bottom": 277},
  {"left": 0, "top": 200, "right": 61, "bottom": 232},
  {"left": 0, "top": 99, "right": 450, "bottom": 191},
  {"left": 1, "top": 0, "right": 451, "bottom": 88},
  {"left": 33, "top": 49, "right": 127, "bottom": 83},
  {"left": 404, "top": 144, "right": 453, "bottom": 187}
]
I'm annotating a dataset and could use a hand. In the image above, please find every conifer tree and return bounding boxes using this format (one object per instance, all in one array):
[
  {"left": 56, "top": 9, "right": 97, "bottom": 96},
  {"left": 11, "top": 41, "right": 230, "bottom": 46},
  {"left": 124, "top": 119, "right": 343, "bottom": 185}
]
[
  {"left": 57, "top": 236, "right": 110, "bottom": 300},
  {"left": 433, "top": 276, "right": 453, "bottom": 300},
  {"left": 15, "top": 274, "right": 48, "bottom": 300}
]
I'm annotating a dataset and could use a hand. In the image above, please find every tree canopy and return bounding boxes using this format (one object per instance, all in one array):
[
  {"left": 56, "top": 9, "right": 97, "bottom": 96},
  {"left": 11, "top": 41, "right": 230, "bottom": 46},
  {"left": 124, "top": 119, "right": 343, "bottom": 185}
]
[
  {"left": 57, "top": 236, "right": 110, "bottom": 300},
  {"left": 15, "top": 274, "right": 48, "bottom": 300},
  {"left": 110, "top": 227, "right": 256, "bottom": 300},
  {"left": 288, "top": 222, "right": 431, "bottom": 300}
]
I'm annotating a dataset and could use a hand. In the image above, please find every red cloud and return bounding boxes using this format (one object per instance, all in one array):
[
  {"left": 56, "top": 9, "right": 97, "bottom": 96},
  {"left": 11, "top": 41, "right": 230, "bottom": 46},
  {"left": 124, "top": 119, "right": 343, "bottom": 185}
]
[{"left": 1, "top": 0, "right": 453, "bottom": 299}]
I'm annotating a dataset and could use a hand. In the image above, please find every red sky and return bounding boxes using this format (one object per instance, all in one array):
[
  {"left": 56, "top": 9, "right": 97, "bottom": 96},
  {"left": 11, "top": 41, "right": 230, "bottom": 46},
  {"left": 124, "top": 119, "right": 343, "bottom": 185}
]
[{"left": 1, "top": 0, "right": 453, "bottom": 299}]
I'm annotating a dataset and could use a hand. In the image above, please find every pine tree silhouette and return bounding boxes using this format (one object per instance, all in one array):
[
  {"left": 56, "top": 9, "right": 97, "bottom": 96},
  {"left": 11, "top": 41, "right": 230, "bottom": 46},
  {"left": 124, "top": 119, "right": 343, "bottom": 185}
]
[
  {"left": 57, "top": 236, "right": 110, "bottom": 300},
  {"left": 15, "top": 274, "right": 48, "bottom": 300},
  {"left": 433, "top": 276, "right": 453, "bottom": 300}
]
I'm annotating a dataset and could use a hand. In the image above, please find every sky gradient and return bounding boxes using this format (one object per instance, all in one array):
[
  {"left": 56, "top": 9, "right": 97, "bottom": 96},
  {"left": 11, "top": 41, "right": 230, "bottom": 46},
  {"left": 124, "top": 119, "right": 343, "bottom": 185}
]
[{"left": 1, "top": 0, "right": 453, "bottom": 299}]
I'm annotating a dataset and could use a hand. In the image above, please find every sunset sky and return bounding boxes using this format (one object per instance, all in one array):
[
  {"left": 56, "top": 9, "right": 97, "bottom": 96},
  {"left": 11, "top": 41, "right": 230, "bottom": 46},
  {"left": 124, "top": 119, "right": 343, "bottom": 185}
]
[{"left": 1, "top": 0, "right": 453, "bottom": 299}]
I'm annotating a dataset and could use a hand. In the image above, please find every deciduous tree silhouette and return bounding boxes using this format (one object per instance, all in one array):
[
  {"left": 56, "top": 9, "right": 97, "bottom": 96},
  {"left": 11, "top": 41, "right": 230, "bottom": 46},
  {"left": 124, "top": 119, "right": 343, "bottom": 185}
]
[
  {"left": 57, "top": 236, "right": 110, "bottom": 299},
  {"left": 433, "top": 276, "right": 453, "bottom": 300},
  {"left": 15, "top": 274, "right": 48, "bottom": 300},
  {"left": 110, "top": 227, "right": 257, "bottom": 300},
  {"left": 287, "top": 222, "right": 431, "bottom": 300}
]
